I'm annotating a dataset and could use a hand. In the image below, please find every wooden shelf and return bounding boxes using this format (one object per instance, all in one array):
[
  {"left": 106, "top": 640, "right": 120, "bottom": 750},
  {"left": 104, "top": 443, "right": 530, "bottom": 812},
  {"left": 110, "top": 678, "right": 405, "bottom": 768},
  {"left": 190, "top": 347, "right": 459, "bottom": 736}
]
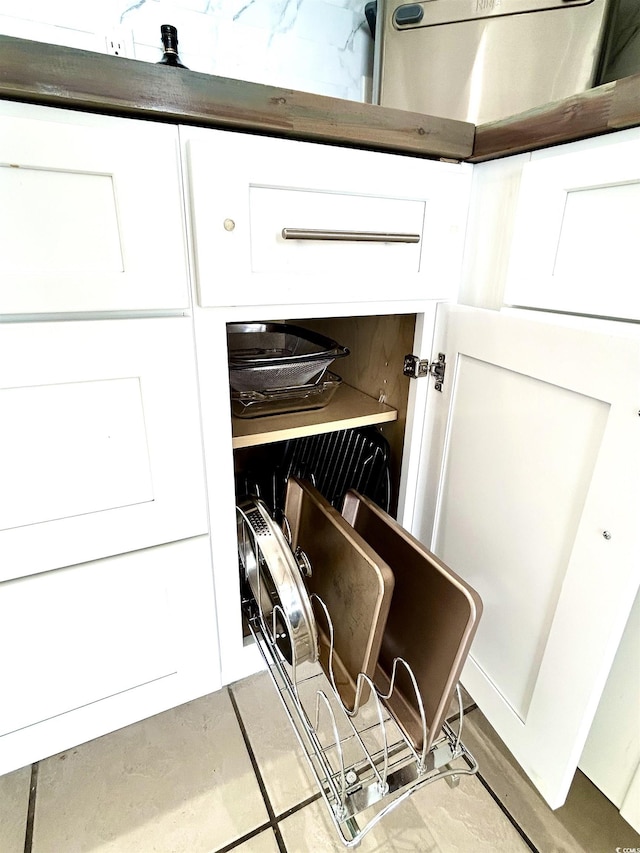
[{"left": 231, "top": 383, "right": 397, "bottom": 449}]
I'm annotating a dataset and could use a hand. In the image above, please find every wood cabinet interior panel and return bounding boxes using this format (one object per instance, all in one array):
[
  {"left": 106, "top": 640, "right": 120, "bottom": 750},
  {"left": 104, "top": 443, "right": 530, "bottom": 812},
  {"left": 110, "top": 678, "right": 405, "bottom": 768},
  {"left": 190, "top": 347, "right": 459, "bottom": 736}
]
[{"left": 294, "top": 314, "right": 415, "bottom": 513}]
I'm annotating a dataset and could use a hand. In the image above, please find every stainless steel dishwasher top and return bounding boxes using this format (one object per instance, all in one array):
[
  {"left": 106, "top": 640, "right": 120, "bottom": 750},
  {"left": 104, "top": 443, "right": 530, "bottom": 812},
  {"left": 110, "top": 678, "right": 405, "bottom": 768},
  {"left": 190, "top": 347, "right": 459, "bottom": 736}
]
[{"left": 372, "top": 0, "right": 614, "bottom": 123}]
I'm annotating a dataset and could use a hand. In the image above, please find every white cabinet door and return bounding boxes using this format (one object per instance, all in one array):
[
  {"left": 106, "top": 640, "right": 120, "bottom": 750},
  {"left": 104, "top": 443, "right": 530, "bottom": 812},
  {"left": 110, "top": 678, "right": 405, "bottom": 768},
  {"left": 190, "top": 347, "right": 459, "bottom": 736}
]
[
  {"left": 504, "top": 128, "right": 640, "bottom": 321},
  {"left": 184, "top": 127, "right": 471, "bottom": 309},
  {"left": 579, "top": 586, "right": 640, "bottom": 830},
  {"left": 406, "top": 305, "right": 640, "bottom": 808},
  {"left": 0, "top": 536, "right": 220, "bottom": 776},
  {"left": 0, "top": 102, "right": 190, "bottom": 314},
  {"left": 0, "top": 318, "right": 208, "bottom": 580}
]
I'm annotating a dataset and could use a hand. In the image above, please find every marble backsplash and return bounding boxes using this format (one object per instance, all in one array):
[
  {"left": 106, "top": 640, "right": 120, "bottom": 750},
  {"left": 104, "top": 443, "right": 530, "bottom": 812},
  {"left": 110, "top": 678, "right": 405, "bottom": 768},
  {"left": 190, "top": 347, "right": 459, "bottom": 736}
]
[{"left": 0, "top": 0, "right": 374, "bottom": 102}]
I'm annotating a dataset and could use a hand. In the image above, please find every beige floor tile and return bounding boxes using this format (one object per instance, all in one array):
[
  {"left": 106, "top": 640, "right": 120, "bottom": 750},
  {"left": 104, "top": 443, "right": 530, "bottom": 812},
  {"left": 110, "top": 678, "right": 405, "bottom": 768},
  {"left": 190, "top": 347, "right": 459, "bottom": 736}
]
[
  {"left": 32, "top": 689, "right": 269, "bottom": 853},
  {"left": 461, "top": 707, "right": 640, "bottom": 852},
  {"left": 279, "top": 797, "right": 439, "bottom": 852},
  {"left": 231, "top": 670, "right": 317, "bottom": 816},
  {"left": 0, "top": 765, "right": 31, "bottom": 853},
  {"left": 231, "top": 827, "right": 280, "bottom": 852},
  {"left": 408, "top": 771, "right": 531, "bottom": 852},
  {"left": 231, "top": 665, "right": 483, "bottom": 830},
  {"left": 278, "top": 771, "right": 530, "bottom": 853},
  {"left": 231, "top": 664, "right": 405, "bottom": 816}
]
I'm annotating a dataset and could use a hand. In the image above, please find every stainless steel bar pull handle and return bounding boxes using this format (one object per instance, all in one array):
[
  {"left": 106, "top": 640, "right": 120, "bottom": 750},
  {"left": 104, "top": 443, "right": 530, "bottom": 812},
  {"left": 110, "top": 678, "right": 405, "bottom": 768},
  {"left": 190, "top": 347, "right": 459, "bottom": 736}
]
[{"left": 281, "top": 228, "right": 421, "bottom": 243}]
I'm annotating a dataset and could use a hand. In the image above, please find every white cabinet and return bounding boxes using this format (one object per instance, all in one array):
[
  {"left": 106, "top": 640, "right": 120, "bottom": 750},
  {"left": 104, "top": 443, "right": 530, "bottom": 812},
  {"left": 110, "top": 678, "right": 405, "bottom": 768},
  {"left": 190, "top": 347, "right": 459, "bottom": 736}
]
[
  {"left": 0, "top": 102, "right": 190, "bottom": 315},
  {"left": 193, "top": 297, "right": 640, "bottom": 815},
  {"left": 0, "top": 315, "right": 218, "bottom": 774},
  {"left": 183, "top": 122, "right": 640, "bottom": 817},
  {"left": 2, "top": 99, "right": 637, "bottom": 826},
  {"left": 504, "top": 128, "right": 640, "bottom": 320},
  {"left": 0, "top": 317, "right": 209, "bottom": 581},
  {"left": 0, "top": 100, "right": 216, "bottom": 776},
  {"left": 580, "top": 587, "right": 640, "bottom": 832},
  {"left": 409, "top": 305, "right": 640, "bottom": 808},
  {"left": 184, "top": 127, "right": 471, "bottom": 309}
]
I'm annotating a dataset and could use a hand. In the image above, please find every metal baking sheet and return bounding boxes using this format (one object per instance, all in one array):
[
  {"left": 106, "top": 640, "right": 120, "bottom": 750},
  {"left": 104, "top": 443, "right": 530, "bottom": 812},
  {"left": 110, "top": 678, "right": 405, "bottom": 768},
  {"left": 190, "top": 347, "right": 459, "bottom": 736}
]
[
  {"left": 341, "top": 490, "right": 482, "bottom": 753},
  {"left": 284, "top": 478, "right": 395, "bottom": 713}
]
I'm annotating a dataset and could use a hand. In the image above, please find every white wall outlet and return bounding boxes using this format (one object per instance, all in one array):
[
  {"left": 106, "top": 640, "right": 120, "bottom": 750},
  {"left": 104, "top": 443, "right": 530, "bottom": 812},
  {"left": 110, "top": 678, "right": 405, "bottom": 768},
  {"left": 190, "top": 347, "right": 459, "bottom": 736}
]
[{"left": 105, "top": 30, "right": 134, "bottom": 58}]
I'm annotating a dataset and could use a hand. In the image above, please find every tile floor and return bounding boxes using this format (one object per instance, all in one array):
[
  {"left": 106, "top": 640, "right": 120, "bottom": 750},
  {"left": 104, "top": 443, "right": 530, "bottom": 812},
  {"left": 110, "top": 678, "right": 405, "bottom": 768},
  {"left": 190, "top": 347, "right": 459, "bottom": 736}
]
[{"left": 1, "top": 668, "right": 639, "bottom": 853}]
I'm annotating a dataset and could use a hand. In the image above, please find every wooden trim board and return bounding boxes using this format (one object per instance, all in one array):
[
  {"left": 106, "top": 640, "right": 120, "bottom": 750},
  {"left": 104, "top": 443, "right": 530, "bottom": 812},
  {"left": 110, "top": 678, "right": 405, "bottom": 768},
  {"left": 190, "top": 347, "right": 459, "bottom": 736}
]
[
  {"left": 0, "top": 35, "right": 639, "bottom": 163},
  {"left": 0, "top": 35, "right": 474, "bottom": 161}
]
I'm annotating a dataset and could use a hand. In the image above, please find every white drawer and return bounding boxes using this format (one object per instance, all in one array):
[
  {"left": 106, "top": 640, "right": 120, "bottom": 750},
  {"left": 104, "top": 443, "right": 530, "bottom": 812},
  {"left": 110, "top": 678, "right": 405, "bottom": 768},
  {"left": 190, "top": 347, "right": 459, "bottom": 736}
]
[
  {"left": 0, "top": 317, "right": 208, "bottom": 581},
  {"left": 185, "top": 128, "right": 471, "bottom": 309},
  {"left": 0, "top": 537, "right": 219, "bottom": 775},
  {"left": 0, "top": 102, "right": 190, "bottom": 315}
]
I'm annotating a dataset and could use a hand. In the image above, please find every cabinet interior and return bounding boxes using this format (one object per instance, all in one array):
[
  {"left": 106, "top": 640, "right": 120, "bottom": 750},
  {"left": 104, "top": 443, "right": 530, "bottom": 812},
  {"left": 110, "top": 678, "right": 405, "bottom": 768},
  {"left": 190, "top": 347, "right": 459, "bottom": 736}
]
[{"left": 230, "top": 313, "right": 416, "bottom": 519}]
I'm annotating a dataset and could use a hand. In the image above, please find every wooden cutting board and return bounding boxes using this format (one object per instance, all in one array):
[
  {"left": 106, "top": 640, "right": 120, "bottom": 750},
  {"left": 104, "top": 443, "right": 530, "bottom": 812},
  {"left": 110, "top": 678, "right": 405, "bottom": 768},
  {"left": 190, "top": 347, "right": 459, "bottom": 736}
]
[
  {"left": 284, "top": 478, "right": 394, "bottom": 713},
  {"left": 341, "top": 490, "right": 482, "bottom": 753}
]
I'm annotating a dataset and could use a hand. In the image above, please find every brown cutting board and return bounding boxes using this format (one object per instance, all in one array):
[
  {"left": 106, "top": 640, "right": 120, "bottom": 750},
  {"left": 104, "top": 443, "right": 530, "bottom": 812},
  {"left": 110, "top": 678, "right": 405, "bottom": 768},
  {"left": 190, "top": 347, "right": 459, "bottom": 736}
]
[
  {"left": 342, "top": 490, "right": 482, "bottom": 753},
  {"left": 285, "top": 478, "right": 395, "bottom": 713}
]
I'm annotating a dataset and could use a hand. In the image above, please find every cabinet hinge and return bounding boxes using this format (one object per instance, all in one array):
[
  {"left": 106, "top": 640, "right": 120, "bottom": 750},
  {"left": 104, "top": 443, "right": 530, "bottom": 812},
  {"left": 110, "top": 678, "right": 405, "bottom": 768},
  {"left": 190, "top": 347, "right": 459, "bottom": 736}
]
[{"left": 403, "top": 353, "right": 446, "bottom": 391}]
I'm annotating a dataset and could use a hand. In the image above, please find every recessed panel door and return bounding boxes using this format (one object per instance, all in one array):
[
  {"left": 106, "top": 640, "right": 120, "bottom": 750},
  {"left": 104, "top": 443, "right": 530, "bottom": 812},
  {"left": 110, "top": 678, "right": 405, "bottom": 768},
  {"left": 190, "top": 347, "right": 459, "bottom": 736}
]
[
  {"left": 0, "top": 317, "right": 208, "bottom": 581},
  {"left": 409, "top": 305, "right": 640, "bottom": 808},
  {"left": 504, "top": 129, "right": 640, "bottom": 320},
  {"left": 0, "top": 102, "right": 190, "bottom": 314}
]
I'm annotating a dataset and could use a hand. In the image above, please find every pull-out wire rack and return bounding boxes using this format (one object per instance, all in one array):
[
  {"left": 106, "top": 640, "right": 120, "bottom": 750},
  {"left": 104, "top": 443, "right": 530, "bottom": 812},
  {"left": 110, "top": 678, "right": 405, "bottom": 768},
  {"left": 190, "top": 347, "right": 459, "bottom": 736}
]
[{"left": 242, "top": 587, "right": 479, "bottom": 848}]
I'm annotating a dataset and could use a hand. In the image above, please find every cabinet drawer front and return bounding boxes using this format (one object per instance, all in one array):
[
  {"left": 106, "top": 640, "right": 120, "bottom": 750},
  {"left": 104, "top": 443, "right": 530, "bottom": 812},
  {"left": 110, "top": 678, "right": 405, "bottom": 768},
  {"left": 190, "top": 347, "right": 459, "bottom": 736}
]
[
  {"left": 0, "top": 318, "right": 208, "bottom": 581},
  {"left": 0, "top": 537, "right": 219, "bottom": 774},
  {"left": 185, "top": 129, "right": 471, "bottom": 308},
  {"left": 0, "top": 548, "right": 176, "bottom": 737},
  {"left": 505, "top": 129, "right": 640, "bottom": 320},
  {"left": 0, "top": 103, "right": 190, "bottom": 314}
]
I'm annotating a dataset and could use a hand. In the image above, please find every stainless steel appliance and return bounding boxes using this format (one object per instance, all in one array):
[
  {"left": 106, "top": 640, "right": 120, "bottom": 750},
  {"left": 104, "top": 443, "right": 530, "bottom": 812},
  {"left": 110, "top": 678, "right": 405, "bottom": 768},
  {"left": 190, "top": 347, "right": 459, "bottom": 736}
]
[{"left": 373, "top": 0, "right": 614, "bottom": 124}]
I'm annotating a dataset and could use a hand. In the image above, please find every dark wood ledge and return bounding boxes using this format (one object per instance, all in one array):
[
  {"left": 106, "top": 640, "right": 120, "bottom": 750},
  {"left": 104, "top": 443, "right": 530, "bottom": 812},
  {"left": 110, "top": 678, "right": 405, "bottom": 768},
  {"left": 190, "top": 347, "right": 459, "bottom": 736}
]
[
  {"left": 0, "top": 35, "right": 474, "bottom": 161},
  {"left": 1, "top": 35, "right": 639, "bottom": 162},
  {"left": 471, "top": 72, "right": 640, "bottom": 161}
]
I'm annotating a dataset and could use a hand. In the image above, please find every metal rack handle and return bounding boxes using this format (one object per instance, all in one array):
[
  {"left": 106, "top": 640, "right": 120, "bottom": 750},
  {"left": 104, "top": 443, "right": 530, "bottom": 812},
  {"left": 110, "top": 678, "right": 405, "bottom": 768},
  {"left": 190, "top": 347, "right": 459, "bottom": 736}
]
[{"left": 281, "top": 228, "right": 421, "bottom": 243}]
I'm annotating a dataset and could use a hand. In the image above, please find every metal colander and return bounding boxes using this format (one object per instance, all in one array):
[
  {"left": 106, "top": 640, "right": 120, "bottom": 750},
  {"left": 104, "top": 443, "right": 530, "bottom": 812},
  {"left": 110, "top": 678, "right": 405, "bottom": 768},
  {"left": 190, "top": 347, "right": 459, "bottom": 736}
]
[{"left": 228, "top": 323, "right": 349, "bottom": 392}]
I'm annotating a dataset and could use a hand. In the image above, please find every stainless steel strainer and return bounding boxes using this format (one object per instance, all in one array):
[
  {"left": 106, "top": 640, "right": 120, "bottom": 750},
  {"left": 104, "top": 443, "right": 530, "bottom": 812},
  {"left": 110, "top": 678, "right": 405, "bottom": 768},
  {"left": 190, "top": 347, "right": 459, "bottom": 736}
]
[{"left": 228, "top": 323, "right": 349, "bottom": 392}]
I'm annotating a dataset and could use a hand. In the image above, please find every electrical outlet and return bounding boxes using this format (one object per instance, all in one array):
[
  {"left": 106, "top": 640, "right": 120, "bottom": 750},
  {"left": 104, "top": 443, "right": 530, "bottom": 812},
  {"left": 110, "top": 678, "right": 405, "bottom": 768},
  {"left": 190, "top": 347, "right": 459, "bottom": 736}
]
[{"left": 104, "top": 30, "right": 134, "bottom": 58}]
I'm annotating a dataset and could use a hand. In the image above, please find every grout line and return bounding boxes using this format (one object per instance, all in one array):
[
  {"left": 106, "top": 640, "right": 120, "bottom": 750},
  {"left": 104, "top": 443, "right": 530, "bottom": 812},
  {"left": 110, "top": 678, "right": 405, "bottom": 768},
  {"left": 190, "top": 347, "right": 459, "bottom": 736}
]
[
  {"left": 23, "top": 762, "right": 38, "bottom": 853},
  {"left": 276, "top": 791, "right": 323, "bottom": 822},
  {"left": 228, "top": 681, "right": 537, "bottom": 853},
  {"left": 213, "top": 821, "right": 274, "bottom": 853},
  {"left": 463, "top": 754, "right": 540, "bottom": 853},
  {"left": 228, "top": 687, "right": 288, "bottom": 853},
  {"left": 447, "top": 702, "right": 478, "bottom": 724}
]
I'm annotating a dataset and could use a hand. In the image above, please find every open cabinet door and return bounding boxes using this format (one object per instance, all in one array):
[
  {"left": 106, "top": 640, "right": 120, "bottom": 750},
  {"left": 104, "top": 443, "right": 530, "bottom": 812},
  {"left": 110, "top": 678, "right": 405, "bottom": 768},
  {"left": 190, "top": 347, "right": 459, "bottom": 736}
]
[{"left": 409, "top": 304, "right": 640, "bottom": 808}]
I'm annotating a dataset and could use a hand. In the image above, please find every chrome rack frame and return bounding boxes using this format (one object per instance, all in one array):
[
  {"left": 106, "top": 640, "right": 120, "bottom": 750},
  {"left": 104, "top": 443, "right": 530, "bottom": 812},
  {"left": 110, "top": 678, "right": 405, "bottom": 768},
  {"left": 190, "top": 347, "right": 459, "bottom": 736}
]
[{"left": 243, "top": 592, "right": 479, "bottom": 848}]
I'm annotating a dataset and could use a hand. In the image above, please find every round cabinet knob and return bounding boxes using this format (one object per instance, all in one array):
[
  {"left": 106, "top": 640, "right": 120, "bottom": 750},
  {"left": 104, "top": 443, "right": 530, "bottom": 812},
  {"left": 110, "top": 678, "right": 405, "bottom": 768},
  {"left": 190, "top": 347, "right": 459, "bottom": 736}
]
[
  {"left": 223, "top": 218, "right": 236, "bottom": 232},
  {"left": 602, "top": 530, "right": 612, "bottom": 540}
]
